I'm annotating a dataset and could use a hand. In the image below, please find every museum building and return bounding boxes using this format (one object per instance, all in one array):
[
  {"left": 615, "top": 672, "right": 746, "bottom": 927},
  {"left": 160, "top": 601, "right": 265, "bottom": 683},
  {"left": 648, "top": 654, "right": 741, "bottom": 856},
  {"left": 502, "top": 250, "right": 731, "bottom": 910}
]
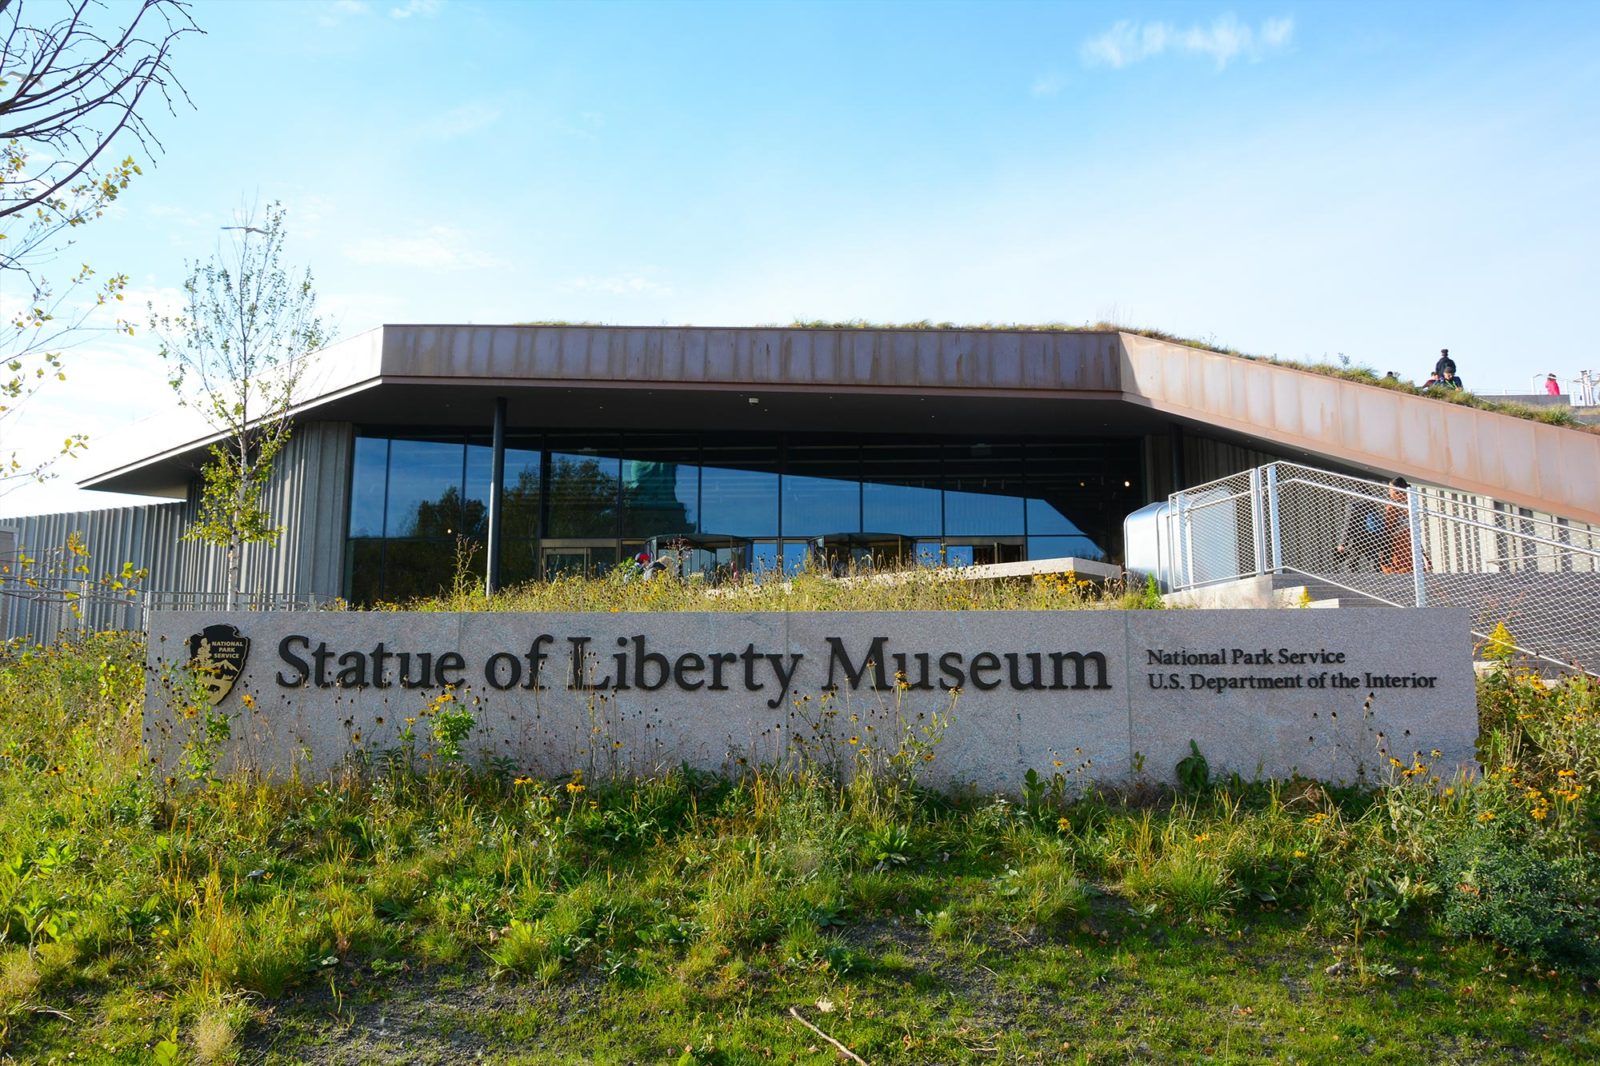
[{"left": 4, "top": 324, "right": 1599, "bottom": 636}]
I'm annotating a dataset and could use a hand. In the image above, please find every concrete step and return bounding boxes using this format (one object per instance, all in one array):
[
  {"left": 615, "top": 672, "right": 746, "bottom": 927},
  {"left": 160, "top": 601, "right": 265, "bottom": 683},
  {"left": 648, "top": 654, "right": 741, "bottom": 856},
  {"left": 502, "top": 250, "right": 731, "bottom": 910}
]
[{"left": 1271, "top": 578, "right": 1396, "bottom": 608}]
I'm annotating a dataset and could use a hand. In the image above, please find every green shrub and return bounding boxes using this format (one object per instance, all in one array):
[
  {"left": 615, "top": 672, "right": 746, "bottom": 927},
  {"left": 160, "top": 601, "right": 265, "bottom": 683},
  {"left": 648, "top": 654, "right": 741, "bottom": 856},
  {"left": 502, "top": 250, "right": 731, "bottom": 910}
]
[{"left": 1435, "top": 822, "right": 1600, "bottom": 970}]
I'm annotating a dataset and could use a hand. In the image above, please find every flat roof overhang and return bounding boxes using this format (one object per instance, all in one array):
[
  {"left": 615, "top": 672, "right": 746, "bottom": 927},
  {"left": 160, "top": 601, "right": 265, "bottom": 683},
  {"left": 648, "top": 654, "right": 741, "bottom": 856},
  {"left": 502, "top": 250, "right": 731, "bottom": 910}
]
[
  {"left": 81, "top": 381, "right": 1186, "bottom": 498},
  {"left": 78, "top": 324, "right": 1600, "bottom": 524}
]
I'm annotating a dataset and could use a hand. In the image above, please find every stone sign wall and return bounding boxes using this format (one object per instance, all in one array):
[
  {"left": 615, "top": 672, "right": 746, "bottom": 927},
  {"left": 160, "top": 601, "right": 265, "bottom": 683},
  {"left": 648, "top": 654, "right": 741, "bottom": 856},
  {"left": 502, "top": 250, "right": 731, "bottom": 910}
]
[{"left": 145, "top": 609, "right": 1477, "bottom": 791}]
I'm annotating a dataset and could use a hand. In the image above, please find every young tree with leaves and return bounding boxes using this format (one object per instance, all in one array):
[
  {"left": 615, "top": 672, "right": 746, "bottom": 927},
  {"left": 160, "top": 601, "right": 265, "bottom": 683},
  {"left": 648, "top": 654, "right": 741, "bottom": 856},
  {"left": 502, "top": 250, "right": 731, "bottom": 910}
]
[{"left": 152, "top": 202, "right": 325, "bottom": 609}]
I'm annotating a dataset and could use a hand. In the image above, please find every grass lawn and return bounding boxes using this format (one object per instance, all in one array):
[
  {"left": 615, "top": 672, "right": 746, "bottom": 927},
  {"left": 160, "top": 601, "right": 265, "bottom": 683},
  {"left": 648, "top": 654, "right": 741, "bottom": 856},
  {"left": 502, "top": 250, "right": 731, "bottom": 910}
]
[
  {"left": 1, "top": 582, "right": 1596, "bottom": 1063},
  {"left": 226, "top": 912, "right": 1595, "bottom": 1064}
]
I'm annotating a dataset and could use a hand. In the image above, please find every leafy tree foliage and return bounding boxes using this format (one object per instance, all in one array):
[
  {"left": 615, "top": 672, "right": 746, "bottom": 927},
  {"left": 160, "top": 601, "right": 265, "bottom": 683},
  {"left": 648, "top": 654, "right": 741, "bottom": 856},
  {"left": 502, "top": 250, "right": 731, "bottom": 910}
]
[
  {"left": 152, "top": 202, "right": 325, "bottom": 609},
  {"left": 0, "top": 0, "right": 197, "bottom": 487}
]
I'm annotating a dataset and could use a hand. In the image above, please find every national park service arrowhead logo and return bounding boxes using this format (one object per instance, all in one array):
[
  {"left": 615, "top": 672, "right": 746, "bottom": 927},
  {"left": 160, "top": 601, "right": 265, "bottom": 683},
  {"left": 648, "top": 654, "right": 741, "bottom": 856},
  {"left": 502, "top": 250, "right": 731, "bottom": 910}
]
[{"left": 187, "top": 624, "right": 250, "bottom": 706}]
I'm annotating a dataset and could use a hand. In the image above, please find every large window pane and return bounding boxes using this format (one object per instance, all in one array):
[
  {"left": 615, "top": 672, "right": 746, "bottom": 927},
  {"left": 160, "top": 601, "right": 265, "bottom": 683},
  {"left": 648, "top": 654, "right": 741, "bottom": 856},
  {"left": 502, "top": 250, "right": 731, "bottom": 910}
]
[
  {"left": 386, "top": 437, "right": 467, "bottom": 538},
  {"left": 345, "top": 539, "right": 384, "bottom": 603},
  {"left": 622, "top": 435, "right": 699, "bottom": 538},
  {"left": 459, "top": 443, "right": 493, "bottom": 542},
  {"left": 772, "top": 540, "right": 808, "bottom": 575},
  {"left": 1027, "top": 535, "right": 1104, "bottom": 561},
  {"left": 348, "top": 436, "right": 389, "bottom": 537},
  {"left": 782, "top": 442, "right": 859, "bottom": 537},
  {"left": 862, "top": 441, "right": 941, "bottom": 536},
  {"left": 1025, "top": 443, "right": 1100, "bottom": 537},
  {"left": 1026, "top": 497, "right": 1086, "bottom": 536},
  {"left": 944, "top": 442, "right": 1025, "bottom": 535},
  {"left": 942, "top": 544, "right": 975, "bottom": 568},
  {"left": 500, "top": 539, "right": 539, "bottom": 588},
  {"left": 751, "top": 541, "right": 781, "bottom": 574},
  {"left": 546, "top": 437, "right": 620, "bottom": 539},
  {"left": 700, "top": 440, "right": 779, "bottom": 537},
  {"left": 381, "top": 540, "right": 456, "bottom": 602},
  {"left": 501, "top": 445, "right": 542, "bottom": 541}
]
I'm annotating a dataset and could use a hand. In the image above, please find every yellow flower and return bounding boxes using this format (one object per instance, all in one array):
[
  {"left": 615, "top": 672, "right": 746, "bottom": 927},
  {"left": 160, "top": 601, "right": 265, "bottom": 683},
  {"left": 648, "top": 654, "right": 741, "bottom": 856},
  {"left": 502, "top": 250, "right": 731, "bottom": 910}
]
[
  {"left": 1477, "top": 811, "right": 1496, "bottom": 823},
  {"left": 240, "top": 693, "right": 256, "bottom": 709},
  {"left": 1530, "top": 807, "right": 1548, "bottom": 821},
  {"left": 1193, "top": 833, "right": 1210, "bottom": 843},
  {"left": 1057, "top": 817, "right": 1070, "bottom": 832},
  {"left": 565, "top": 780, "right": 586, "bottom": 794},
  {"left": 1293, "top": 850, "right": 1307, "bottom": 858},
  {"left": 513, "top": 776, "right": 533, "bottom": 786},
  {"left": 848, "top": 736, "right": 860, "bottom": 746}
]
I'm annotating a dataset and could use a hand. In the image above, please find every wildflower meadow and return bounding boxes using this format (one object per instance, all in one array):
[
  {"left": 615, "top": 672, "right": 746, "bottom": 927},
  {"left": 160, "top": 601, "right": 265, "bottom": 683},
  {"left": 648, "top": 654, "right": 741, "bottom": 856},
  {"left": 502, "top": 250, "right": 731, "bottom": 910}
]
[{"left": 0, "top": 573, "right": 1596, "bottom": 1063}]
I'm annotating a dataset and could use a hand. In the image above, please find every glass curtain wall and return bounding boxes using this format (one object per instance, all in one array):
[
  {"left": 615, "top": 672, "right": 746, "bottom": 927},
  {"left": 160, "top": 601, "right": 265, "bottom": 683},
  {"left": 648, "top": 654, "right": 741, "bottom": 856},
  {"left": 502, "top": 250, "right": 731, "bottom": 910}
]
[{"left": 346, "top": 429, "right": 1138, "bottom": 601}]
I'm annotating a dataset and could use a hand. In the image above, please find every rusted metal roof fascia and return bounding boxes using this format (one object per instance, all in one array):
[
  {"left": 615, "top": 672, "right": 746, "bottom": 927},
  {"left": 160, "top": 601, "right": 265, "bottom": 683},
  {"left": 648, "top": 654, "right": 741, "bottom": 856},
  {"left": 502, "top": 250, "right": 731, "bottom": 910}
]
[
  {"left": 377, "top": 324, "right": 1127, "bottom": 393},
  {"left": 1117, "top": 333, "right": 1600, "bottom": 525}
]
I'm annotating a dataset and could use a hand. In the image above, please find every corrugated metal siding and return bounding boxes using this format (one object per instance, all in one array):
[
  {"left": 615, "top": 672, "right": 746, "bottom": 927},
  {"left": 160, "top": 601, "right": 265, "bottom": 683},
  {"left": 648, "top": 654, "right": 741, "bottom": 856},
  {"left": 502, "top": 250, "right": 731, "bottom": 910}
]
[
  {"left": 1183, "top": 435, "right": 1286, "bottom": 484},
  {"left": 0, "top": 501, "right": 187, "bottom": 639},
  {"left": 0, "top": 422, "right": 352, "bottom": 642},
  {"left": 166, "top": 421, "right": 352, "bottom": 600}
]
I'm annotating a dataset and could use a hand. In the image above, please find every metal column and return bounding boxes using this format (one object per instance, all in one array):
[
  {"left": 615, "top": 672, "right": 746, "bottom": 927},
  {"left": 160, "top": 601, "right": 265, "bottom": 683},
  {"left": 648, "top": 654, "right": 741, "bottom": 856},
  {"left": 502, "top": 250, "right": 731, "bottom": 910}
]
[
  {"left": 486, "top": 396, "right": 507, "bottom": 595},
  {"left": 1406, "top": 484, "right": 1427, "bottom": 607},
  {"left": 1250, "top": 467, "right": 1268, "bottom": 576},
  {"left": 1265, "top": 463, "right": 1283, "bottom": 574}
]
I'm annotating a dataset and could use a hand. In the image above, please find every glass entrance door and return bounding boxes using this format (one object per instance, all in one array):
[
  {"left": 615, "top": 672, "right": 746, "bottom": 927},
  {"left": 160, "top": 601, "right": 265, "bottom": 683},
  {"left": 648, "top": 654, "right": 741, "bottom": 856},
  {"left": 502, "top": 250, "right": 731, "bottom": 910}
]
[
  {"left": 540, "top": 540, "right": 619, "bottom": 578},
  {"left": 942, "top": 539, "right": 1025, "bottom": 567}
]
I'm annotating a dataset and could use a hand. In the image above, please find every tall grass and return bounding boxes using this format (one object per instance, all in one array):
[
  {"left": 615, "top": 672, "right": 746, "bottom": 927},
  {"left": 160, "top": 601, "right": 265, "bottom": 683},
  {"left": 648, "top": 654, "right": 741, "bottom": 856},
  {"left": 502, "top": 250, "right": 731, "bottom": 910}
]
[
  {"left": 0, "top": 623, "right": 1595, "bottom": 1060},
  {"left": 377, "top": 563, "right": 1153, "bottom": 614}
]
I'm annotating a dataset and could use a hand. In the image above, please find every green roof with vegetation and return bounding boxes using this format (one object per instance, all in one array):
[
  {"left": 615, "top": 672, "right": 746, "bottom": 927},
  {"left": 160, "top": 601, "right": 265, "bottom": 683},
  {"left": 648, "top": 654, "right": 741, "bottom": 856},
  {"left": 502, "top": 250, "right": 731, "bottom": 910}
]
[{"left": 516, "top": 318, "right": 1592, "bottom": 432}]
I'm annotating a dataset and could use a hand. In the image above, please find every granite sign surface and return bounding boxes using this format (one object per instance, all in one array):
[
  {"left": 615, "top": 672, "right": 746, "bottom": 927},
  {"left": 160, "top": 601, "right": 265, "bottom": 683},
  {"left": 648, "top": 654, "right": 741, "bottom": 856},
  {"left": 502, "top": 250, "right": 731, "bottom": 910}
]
[{"left": 145, "top": 609, "right": 1477, "bottom": 790}]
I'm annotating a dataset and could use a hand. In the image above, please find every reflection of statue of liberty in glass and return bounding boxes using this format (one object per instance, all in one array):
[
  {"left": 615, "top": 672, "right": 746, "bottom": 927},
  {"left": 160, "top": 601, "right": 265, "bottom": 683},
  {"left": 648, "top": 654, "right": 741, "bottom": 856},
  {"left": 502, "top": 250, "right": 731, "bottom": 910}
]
[{"left": 625, "top": 460, "right": 693, "bottom": 536}]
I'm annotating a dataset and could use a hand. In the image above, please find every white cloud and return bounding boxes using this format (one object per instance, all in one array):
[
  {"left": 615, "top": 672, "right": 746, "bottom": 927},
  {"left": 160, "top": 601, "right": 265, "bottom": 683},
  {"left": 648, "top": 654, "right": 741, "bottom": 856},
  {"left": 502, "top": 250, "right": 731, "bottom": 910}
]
[
  {"left": 418, "top": 100, "right": 504, "bottom": 140},
  {"left": 318, "top": 0, "right": 372, "bottom": 27},
  {"left": 389, "top": 0, "right": 442, "bottom": 19},
  {"left": 342, "top": 226, "right": 504, "bottom": 271},
  {"left": 320, "top": 0, "right": 441, "bottom": 26},
  {"left": 562, "top": 274, "right": 674, "bottom": 298},
  {"left": 1261, "top": 17, "right": 1294, "bottom": 48},
  {"left": 1081, "top": 14, "right": 1294, "bottom": 70},
  {"left": 1031, "top": 73, "right": 1065, "bottom": 97}
]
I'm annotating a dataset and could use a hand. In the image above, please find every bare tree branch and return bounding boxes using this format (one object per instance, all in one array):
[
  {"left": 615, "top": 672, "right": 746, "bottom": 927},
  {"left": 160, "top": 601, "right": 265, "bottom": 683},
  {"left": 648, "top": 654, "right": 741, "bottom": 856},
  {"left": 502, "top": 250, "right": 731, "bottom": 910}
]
[
  {"left": 0, "top": 0, "right": 199, "bottom": 487},
  {"left": 0, "top": 1, "right": 199, "bottom": 227}
]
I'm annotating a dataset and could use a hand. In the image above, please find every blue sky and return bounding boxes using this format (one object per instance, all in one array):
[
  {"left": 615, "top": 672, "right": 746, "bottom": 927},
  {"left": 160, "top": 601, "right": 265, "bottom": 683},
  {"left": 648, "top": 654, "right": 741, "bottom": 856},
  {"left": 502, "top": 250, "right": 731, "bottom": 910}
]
[{"left": 3, "top": 0, "right": 1598, "bottom": 515}]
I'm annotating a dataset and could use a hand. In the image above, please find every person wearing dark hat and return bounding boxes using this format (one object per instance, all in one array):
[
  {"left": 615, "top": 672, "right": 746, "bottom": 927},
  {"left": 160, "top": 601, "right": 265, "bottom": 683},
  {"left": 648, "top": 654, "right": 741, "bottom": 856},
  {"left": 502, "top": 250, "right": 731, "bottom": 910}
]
[
  {"left": 1425, "top": 349, "right": 1463, "bottom": 390},
  {"left": 1545, "top": 374, "right": 1561, "bottom": 396},
  {"left": 1379, "top": 477, "right": 1418, "bottom": 574}
]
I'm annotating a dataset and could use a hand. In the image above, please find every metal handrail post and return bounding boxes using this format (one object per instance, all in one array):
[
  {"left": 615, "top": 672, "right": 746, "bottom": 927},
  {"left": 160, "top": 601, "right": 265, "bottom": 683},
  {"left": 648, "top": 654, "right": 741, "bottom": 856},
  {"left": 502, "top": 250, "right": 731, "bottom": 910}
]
[
  {"left": 1180, "top": 494, "right": 1195, "bottom": 590},
  {"left": 1407, "top": 485, "right": 1427, "bottom": 607},
  {"left": 1249, "top": 468, "right": 1267, "bottom": 576},
  {"left": 1265, "top": 464, "right": 1283, "bottom": 574},
  {"left": 1164, "top": 499, "right": 1177, "bottom": 589}
]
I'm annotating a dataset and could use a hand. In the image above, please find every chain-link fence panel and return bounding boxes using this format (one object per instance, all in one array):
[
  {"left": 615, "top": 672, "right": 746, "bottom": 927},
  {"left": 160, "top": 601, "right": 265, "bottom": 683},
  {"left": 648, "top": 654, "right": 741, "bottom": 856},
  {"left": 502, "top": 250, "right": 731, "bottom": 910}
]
[
  {"left": 1167, "top": 469, "right": 1260, "bottom": 589},
  {"left": 1170, "top": 462, "right": 1600, "bottom": 673}
]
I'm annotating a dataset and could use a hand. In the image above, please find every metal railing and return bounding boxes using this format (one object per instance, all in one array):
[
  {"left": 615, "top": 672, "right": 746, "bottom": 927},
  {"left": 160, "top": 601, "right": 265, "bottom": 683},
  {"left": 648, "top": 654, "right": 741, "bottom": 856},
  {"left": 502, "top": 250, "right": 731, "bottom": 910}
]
[
  {"left": 1166, "top": 462, "right": 1600, "bottom": 673},
  {"left": 0, "top": 582, "right": 332, "bottom": 645},
  {"left": 137, "top": 591, "right": 333, "bottom": 631}
]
